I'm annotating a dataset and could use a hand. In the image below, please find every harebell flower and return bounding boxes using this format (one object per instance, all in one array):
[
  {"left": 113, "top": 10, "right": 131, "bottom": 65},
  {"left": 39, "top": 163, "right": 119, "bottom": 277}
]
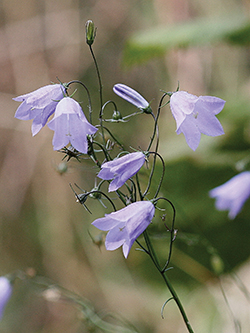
[
  {"left": 209, "top": 171, "right": 250, "bottom": 219},
  {"left": 170, "top": 91, "right": 225, "bottom": 150}
]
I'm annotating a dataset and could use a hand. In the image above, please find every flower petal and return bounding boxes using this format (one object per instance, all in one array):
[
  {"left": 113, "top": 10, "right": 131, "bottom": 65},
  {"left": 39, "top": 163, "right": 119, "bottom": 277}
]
[
  {"left": 177, "top": 115, "right": 201, "bottom": 151},
  {"left": 170, "top": 91, "right": 198, "bottom": 130},
  {"left": 195, "top": 99, "right": 224, "bottom": 136},
  {"left": 105, "top": 223, "right": 128, "bottom": 251},
  {"left": 98, "top": 152, "right": 145, "bottom": 192},
  {"left": 113, "top": 84, "right": 149, "bottom": 110},
  {"left": 209, "top": 171, "right": 250, "bottom": 219},
  {"left": 198, "top": 96, "right": 225, "bottom": 115}
]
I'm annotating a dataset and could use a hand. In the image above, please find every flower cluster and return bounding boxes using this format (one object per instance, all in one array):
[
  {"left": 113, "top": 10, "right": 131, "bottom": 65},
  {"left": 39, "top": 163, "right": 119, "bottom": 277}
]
[
  {"left": 14, "top": 85, "right": 97, "bottom": 154},
  {"left": 12, "top": 22, "right": 234, "bottom": 332},
  {"left": 14, "top": 82, "right": 227, "bottom": 257}
]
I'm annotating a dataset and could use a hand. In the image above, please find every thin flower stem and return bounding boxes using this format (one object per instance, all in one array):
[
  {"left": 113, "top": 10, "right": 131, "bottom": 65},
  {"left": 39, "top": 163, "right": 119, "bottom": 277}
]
[
  {"left": 89, "top": 45, "right": 103, "bottom": 110},
  {"left": 135, "top": 173, "right": 143, "bottom": 201},
  {"left": 155, "top": 197, "right": 176, "bottom": 272},
  {"left": 146, "top": 93, "right": 169, "bottom": 153},
  {"left": 66, "top": 80, "right": 93, "bottom": 123},
  {"left": 143, "top": 230, "right": 161, "bottom": 271},
  {"left": 88, "top": 44, "right": 106, "bottom": 146},
  {"left": 142, "top": 152, "right": 165, "bottom": 199},
  {"left": 140, "top": 219, "right": 194, "bottom": 332},
  {"left": 147, "top": 112, "right": 159, "bottom": 153},
  {"left": 160, "top": 272, "right": 195, "bottom": 333}
]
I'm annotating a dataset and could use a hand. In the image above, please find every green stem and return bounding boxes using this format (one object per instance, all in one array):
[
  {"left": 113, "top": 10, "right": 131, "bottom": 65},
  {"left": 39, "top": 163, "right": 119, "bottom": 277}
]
[
  {"left": 161, "top": 273, "right": 195, "bottom": 333},
  {"left": 88, "top": 44, "right": 106, "bottom": 146},
  {"left": 142, "top": 230, "right": 194, "bottom": 332}
]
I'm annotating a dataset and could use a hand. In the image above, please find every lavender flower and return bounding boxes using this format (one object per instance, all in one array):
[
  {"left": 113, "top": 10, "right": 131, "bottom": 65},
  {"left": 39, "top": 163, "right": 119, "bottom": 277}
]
[
  {"left": 0, "top": 277, "right": 12, "bottom": 320},
  {"left": 92, "top": 201, "right": 155, "bottom": 258},
  {"left": 170, "top": 91, "right": 225, "bottom": 150},
  {"left": 14, "top": 84, "right": 65, "bottom": 136},
  {"left": 47, "top": 97, "right": 97, "bottom": 154},
  {"left": 209, "top": 171, "right": 250, "bottom": 219},
  {"left": 113, "top": 84, "right": 151, "bottom": 113},
  {"left": 97, "top": 152, "right": 146, "bottom": 192}
]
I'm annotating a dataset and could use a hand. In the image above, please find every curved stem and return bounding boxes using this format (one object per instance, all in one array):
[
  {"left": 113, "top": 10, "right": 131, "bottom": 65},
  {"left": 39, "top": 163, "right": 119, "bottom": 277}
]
[
  {"left": 142, "top": 152, "right": 165, "bottom": 199},
  {"left": 137, "top": 200, "right": 193, "bottom": 332},
  {"left": 143, "top": 237, "right": 194, "bottom": 332},
  {"left": 156, "top": 197, "right": 176, "bottom": 272},
  {"left": 66, "top": 80, "right": 93, "bottom": 123},
  {"left": 161, "top": 273, "right": 194, "bottom": 333}
]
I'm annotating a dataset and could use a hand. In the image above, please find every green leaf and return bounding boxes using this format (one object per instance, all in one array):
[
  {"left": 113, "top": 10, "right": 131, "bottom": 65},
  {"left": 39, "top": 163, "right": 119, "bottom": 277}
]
[{"left": 123, "top": 15, "right": 250, "bottom": 67}]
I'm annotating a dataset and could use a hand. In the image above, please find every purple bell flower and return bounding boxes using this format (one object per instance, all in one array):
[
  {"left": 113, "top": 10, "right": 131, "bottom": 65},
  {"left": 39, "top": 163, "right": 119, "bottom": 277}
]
[
  {"left": 92, "top": 201, "right": 155, "bottom": 258},
  {"left": 13, "top": 84, "right": 65, "bottom": 136},
  {"left": 47, "top": 97, "right": 97, "bottom": 154},
  {"left": 0, "top": 277, "right": 12, "bottom": 320},
  {"left": 170, "top": 91, "right": 225, "bottom": 150},
  {"left": 209, "top": 171, "right": 250, "bottom": 219},
  {"left": 113, "top": 84, "right": 151, "bottom": 113},
  {"left": 97, "top": 152, "right": 146, "bottom": 192}
]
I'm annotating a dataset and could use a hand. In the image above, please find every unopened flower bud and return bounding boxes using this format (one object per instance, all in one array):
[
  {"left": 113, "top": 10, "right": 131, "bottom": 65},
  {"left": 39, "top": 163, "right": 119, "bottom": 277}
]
[
  {"left": 56, "top": 162, "right": 68, "bottom": 175},
  {"left": 112, "top": 110, "right": 122, "bottom": 121},
  {"left": 85, "top": 20, "right": 96, "bottom": 46},
  {"left": 113, "top": 84, "right": 152, "bottom": 113}
]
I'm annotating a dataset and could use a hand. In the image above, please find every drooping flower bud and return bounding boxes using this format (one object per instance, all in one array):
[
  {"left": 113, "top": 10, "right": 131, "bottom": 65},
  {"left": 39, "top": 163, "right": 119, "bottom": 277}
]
[
  {"left": 85, "top": 20, "right": 96, "bottom": 46},
  {"left": 113, "top": 84, "right": 152, "bottom": 113}
]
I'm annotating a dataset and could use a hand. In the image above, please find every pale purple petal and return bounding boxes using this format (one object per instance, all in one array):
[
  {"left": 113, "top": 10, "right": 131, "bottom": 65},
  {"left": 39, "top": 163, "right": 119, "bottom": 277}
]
[
  {"left": 97, "top": 168, "right": 114, "bottom": 180},
  {"left": 198, "top": 96, "right": 225, "bottom": 115},
  {"left": 48, "top": 114, "right": 70, "bottom": 150},
  {"left": 209, "top": 172, "right": 250, "bottom": 219},
  {"left": 92, "top": 201, "right": 155, "bottom": 258},
  {"left": 0, "top": 277, "right": 12, "bottom": 320},
  {"left": 170, "top": 90, "right": 225, "bottom": 150},
  {"left": 92, "top": 216, "right": 125, "bottom": 231},
  {"left": 97, "top": 152, "right": 145, "bottom": 192},
  {"left": 113, "top": 84, "right": 149, "bottom": 110},
  {"left": 14, "top": 84, "right": 65, "bottom": 134},
  {"left": 105, "top": 223, "right": 128, "bottom": 251},
  {"left": 194, "top": 99, "right": 224, "bottom": 136},
  {"left": 177, "top": 115, "right": 201, "bottom": 151},
  {"left": 47, "top": 97, "right": 97, "bottom": 154},
  {"left": 122, "top": 242, "right": 132, "bottom": 259},
  {"left": 170, "top": 91, "right": 198, "bottom": 130}
]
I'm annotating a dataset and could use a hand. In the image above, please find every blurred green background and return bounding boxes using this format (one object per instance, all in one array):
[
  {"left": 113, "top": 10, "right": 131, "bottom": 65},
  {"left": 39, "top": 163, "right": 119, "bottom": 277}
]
[{"left": 1, "top": 0, "right": 250, "bottom": 332}]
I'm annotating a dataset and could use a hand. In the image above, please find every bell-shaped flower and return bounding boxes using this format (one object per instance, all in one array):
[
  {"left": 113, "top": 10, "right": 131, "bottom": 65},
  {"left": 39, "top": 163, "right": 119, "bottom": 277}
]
[
  {"left": 13, "top": 84, "right": 65, "bottom": 136},
  {"left": 97, "top": 152, "right": 146, "bottom": 192},
  {"left": 47, "top": 97, "right": 97, "bottom": 154},
  {"left": 113, "top": 83, "right": 152, "bottom": 113},
  {"left": 92, "top": 201, "right": 155, "bottom": 258},
  {"left": 170, "top": 91, "right": 225, "bottom": 151},
  {"left": 0, "top": 277, "right": 12, "bottom": 320},
  {"left": 209, "top": 171, "right": 250, "bottom": 219}
]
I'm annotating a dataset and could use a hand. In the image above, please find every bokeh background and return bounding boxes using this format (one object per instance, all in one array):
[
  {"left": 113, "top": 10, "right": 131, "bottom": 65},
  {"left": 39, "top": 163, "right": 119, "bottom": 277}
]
[{"left": 1, "top": 0, "right": 250, "bottom": 332}]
